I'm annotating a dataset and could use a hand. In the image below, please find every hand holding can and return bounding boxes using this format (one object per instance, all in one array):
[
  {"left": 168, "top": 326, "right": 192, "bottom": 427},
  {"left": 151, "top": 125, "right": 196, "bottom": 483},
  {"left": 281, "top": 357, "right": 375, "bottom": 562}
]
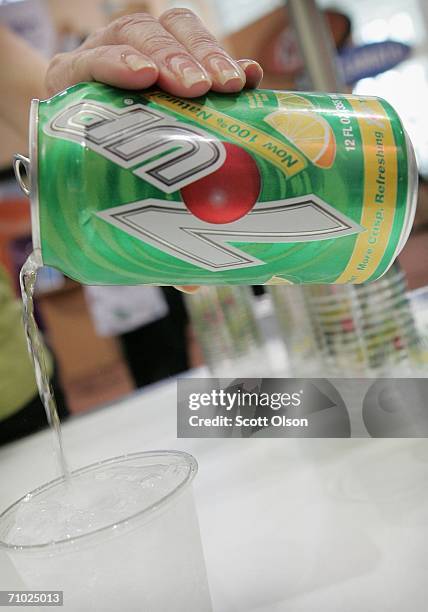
[{"left": 45, "top": 8, "right": 263, "bottom": 98}]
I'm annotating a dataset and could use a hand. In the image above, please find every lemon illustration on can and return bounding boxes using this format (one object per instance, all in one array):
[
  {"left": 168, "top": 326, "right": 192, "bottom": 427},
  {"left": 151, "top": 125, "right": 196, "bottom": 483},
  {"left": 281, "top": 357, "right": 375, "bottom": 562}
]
[{"left": 265, "top": 93, "right": 336, "bottom": 168}]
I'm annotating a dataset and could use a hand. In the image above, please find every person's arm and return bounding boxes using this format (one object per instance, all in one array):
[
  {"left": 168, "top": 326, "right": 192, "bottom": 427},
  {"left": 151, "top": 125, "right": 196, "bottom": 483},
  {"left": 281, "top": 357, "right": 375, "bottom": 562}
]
[{"left": 0, "top": 25, "right": 48, "bottom": 140}]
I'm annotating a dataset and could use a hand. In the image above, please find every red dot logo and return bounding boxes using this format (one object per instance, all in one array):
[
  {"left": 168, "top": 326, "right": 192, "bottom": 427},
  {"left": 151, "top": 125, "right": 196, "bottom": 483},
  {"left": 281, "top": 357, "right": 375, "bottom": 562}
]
[{"left": 180, "top": 143, "right": 261, "bottom": 224}]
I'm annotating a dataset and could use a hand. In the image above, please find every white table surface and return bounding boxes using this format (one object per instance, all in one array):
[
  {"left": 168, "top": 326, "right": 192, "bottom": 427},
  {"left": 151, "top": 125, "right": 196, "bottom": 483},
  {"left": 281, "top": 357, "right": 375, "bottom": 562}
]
[{"left": 1, "top": 376, "right": 428, "bottom": 612}]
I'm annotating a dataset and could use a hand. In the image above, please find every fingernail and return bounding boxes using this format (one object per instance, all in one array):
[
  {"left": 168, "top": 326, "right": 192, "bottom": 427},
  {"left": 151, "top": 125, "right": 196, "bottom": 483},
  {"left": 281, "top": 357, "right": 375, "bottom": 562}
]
[
  {"left": 169, "top": 56, "right": 210, "bottom": 88},
  {"left": 238, "top": 59, "right": 256, "bottom": 71},
  {"left": 173, "top": 285, "right": 200, "bottom": 294},
  {"left": 238, "top": 59, "right": 263, "bottom": 87},
  {"left": 124, "top": 54, "right": 155, "bottom": 72},
  {"left": 208, "top": 56, "right": 245, "bottom": 86}
]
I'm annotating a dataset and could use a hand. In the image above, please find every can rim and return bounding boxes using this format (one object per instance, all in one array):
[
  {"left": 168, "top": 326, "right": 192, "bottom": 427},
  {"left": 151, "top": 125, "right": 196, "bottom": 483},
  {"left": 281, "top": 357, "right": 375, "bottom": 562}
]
[{"left": 29, "top": 98, "right": 42, "bottom": 262}]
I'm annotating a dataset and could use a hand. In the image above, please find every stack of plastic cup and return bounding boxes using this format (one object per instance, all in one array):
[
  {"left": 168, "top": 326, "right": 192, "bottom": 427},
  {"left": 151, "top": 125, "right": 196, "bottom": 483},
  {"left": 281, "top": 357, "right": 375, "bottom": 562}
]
[
  {"left": 268, "top": 285, "right": 320, "bottom": 375},
  {"left": 269, "top": 264, "right": 424, "bottom": 377},
  {"left": 407, "top": 285, "right": 428, "bottom": 374},
  {"left": 184, "top": 287, "right": 269, "bottom": 376}
]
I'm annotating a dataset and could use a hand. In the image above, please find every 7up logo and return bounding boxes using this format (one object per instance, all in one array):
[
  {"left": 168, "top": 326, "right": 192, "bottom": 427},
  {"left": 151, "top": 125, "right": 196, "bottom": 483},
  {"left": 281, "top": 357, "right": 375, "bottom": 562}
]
[
  {"left": 44, "top": 99, "right": 225, "bottom": 192},
  {"left": 45, "top": 98, "right": 363, "bottom": 272}
]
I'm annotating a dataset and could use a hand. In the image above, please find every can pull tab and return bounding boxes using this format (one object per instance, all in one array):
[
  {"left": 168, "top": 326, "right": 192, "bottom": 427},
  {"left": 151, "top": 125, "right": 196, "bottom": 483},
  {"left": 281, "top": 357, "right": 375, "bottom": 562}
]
[{"left": 13, "top": 154, "right": 31, "bottom": 196}]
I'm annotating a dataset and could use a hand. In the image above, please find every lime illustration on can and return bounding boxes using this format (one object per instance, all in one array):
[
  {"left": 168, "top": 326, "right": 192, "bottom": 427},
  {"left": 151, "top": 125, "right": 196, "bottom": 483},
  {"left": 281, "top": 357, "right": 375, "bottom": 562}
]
[{"left": 14, "top": 82, "right": 417, "bottom": 285}]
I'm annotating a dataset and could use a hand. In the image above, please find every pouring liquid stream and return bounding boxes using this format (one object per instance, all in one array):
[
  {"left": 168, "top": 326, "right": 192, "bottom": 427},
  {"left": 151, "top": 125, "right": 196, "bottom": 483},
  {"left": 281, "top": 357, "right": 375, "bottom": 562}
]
[{"left": 20, "top": 251, "right": 70, "bottom": 478}]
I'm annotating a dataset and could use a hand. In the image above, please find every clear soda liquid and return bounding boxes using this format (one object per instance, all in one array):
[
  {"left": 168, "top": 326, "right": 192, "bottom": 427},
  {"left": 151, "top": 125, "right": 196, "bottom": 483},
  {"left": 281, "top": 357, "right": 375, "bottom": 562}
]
[{"left": 20, "top": 252, "right": 69, "bottom": 477}]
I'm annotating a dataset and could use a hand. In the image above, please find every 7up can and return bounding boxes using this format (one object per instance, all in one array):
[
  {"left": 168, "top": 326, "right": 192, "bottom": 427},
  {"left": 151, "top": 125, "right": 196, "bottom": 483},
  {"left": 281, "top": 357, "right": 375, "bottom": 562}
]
[{"left": 14, "top": 82, "right": 417, "bottom": 285}]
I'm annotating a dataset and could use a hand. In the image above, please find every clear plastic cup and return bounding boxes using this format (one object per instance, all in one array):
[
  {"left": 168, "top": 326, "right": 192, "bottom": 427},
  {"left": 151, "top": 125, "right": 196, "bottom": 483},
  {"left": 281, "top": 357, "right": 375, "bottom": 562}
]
[
  {"left": 185, "top": 286, "right": 269, "bottom": 376},
  {"left": 0, "top": 451, "right": 212, "bottom": 612},
  {"left": 268, "top": 285, "right": 320, "bottom": 375}
]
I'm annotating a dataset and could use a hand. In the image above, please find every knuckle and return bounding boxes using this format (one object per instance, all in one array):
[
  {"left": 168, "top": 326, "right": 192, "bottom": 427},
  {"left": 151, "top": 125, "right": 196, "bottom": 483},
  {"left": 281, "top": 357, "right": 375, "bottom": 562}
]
[
  {"left": 203, "top": 49, "right": 233, "bottom": 64},
  {"left": 48, "top": 52, "right": 66, "bottom": 71},
  {"left": 91, "top": 45, "right": 114, "bottom": 61},
  {"left": 70, "top": 50, "right": 85, "bottom": 73},
  {"left": 109, "top": 12, "right": 156, "bottom": 39},
  {"left": 186, "top": 33, "right": 219, "bottom": 55},
  {"left": 160, "top": 7, "right": 196, "bottom": 25},
  {"left": 115, "top": 44, "right": 137, "bottom": 55},
  {"left": 90, "top": 26, "right": 105, "bottom": 38},
  {"left": 82, "top": 27, "right": 104, "bottom": 46},
  {"left": 143, "top": 31, "right": 180, "bottom": 57}
]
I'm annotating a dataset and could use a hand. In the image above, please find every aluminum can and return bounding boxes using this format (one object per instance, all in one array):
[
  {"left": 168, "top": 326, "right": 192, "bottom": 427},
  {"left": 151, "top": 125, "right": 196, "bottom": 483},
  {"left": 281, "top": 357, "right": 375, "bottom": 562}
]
[{"left": 14, "top": 82, "right": 417, "bottom": 285}]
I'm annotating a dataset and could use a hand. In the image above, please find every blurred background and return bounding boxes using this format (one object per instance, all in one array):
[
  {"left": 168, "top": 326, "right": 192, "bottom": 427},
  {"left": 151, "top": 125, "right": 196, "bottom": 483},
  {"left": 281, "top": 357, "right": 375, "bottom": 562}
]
[{"left": 1, "top": 0, "right": 427, "bottom": 418}]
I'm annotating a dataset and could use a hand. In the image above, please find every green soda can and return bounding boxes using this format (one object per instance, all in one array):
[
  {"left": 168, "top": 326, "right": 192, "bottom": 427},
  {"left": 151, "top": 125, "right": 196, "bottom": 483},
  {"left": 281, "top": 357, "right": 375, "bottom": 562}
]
[{"left": 14, "top": 82, "right": 417, "bottom": 285}]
